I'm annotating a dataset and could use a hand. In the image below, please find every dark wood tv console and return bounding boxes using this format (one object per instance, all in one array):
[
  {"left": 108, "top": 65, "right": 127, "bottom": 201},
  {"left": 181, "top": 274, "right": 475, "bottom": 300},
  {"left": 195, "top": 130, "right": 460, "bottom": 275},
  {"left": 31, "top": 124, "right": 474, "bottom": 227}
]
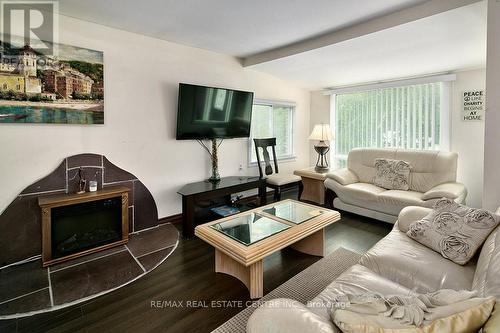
[{"left": 177, "top": 176, "right": 267, "bottom": 237}]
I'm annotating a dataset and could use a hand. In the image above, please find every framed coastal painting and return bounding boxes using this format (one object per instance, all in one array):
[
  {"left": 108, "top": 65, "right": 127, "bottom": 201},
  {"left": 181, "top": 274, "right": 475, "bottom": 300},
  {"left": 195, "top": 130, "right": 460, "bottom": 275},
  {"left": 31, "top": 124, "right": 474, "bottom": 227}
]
[{"left": 0, "top": 38, "right": 104, "bottom": 124}]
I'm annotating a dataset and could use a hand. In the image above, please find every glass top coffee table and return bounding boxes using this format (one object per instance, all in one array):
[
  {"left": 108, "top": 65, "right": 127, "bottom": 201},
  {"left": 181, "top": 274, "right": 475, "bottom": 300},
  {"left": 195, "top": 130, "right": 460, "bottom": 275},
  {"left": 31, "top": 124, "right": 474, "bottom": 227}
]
[{"left": 195, "top": 199, "right": 340, "bottom": 298}]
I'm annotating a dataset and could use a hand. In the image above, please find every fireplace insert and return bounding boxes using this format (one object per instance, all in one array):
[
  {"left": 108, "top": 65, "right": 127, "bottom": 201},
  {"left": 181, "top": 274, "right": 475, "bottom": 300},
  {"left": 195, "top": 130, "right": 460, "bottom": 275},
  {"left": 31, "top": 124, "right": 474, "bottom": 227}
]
[
  {"left": 51, "top": 197, "right": 122, "bottom": 259},
  {"left": 39, "top": 187, "right": 129, "bottom": 266}
]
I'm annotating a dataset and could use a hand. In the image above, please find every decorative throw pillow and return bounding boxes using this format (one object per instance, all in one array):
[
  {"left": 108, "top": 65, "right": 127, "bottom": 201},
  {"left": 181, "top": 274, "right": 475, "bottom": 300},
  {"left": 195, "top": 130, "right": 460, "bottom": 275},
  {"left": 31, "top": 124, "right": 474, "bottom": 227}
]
[
  {"left": 407, "top": 198, "right": 500, "bottom": 265},
  {"left": 373, "top": 158, "right": 411, "bottom": 191}
]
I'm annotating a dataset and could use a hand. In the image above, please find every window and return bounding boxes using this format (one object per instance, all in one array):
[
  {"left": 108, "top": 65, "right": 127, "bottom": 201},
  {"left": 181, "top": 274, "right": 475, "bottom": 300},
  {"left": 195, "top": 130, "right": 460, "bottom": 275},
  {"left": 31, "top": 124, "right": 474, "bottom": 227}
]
[
  {"left": 332, "top": 81, "right": 450, "bottom": 167},
  {"left": 249, "top": 100, "right": 295, "bottom": 164}
]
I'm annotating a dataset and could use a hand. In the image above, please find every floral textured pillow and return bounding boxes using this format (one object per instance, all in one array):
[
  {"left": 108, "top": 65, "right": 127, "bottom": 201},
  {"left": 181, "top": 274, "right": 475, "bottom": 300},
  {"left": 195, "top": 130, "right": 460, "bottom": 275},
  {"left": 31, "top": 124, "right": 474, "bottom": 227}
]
[
  {"left": 373, "top": 158, "right": 411, "bottom": 191},
  {"left": 407, "top": 198, "right": 500, "bottom": 265}
]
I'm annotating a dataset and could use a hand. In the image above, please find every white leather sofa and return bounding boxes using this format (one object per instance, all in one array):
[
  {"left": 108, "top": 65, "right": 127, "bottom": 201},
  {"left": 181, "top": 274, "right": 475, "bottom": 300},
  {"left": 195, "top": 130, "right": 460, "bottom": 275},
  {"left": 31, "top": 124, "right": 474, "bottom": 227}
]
[
  {"left": 324, "top": 148, "right": 467, "bottom": 223},
  {"left": 247, "top": 206, "right": 500, "bottom": 333}
]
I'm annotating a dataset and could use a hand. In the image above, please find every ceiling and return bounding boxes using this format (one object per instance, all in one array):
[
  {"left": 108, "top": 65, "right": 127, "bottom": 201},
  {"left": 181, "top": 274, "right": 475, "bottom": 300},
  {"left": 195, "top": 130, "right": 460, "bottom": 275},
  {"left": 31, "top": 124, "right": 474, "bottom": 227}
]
[
  {"left": 58, "top": 0, "right": 427, "bottom": 57},
  {"left": 250, "top": 1, "right": 487, "bottom": 89},
  {"left": 57, "top": 0, "right": 486, "bottom": 90}
]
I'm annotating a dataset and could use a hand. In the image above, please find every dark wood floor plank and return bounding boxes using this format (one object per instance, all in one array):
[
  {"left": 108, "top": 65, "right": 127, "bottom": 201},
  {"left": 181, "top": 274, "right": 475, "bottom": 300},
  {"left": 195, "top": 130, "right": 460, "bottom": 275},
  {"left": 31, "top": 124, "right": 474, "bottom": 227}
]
[
  {"left": 0, "top": 319, "right": 17, "bottom": 333},
  {"left": 17, "top": 307, "right": 83, "bottom": 333}
]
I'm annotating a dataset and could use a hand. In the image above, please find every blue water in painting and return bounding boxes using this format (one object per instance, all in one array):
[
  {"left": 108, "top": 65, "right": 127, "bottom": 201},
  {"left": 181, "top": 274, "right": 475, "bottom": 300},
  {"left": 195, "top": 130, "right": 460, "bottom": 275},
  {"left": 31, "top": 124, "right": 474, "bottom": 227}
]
[{"left": 0, "top": 105, "right": 104, "bottom": 124}]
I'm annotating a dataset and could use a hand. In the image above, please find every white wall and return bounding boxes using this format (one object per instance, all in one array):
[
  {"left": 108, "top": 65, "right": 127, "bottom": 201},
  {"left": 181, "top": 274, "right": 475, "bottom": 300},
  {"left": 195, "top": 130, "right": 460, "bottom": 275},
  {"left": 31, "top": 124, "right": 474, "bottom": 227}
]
[
  {"left": 0, "top": 15, "right": 311, "bottom": 218},
  {"left": 483, "top": 0, "right": 500, "bottom": 211},
  {"left": 310, "top": 68, "right": 486, "bottom": 207},
  {"left": 309, "top": 91, "right": 330, "bottom": 165},
  {"left": 451, "top": 69, "right": 485, "bottom": 208}
]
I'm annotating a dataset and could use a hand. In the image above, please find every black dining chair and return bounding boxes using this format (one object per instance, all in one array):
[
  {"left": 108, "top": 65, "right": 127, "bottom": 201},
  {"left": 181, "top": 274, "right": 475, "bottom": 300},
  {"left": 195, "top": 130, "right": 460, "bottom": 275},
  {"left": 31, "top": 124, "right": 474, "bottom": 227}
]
[{"left": 253, "top": 138, "right": 303, "bottom": 202}]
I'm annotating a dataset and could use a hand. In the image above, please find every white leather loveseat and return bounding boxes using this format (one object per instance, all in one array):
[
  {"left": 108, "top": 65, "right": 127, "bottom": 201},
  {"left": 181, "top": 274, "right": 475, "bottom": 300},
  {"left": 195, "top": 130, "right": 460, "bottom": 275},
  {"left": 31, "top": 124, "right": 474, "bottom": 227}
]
[{"left": 324, "top": 148, "right": 467, "bottom": 223}]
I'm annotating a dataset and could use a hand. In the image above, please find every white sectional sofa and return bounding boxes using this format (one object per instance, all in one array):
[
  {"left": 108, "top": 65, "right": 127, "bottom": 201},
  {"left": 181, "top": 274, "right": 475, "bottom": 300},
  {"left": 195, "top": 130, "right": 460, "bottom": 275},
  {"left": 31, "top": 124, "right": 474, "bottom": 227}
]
[{"left": 324, "top": 148, "right": 467, "bottom": 223}]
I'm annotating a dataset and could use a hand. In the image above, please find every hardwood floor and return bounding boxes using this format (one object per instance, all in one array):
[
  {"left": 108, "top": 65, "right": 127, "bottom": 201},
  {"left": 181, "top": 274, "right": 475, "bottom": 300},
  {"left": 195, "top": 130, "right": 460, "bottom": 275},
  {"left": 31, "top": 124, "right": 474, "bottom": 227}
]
[{"left": 3, "top": 196, "right": 392, "bottom": 333}]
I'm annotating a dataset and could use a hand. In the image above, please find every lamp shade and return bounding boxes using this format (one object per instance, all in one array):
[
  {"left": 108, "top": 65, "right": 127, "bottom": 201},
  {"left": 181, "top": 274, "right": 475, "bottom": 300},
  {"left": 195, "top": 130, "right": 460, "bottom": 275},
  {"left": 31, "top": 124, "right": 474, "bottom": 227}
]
[{"left": 309, "top": 124, "right": 333, "bottom": 141}]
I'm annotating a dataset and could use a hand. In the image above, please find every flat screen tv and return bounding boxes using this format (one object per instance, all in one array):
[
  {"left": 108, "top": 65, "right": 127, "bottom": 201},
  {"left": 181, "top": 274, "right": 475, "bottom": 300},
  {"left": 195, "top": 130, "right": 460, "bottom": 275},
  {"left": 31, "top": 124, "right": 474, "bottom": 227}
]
[{"left": 176, "top": 83, "right": 254, "bottom": 140}]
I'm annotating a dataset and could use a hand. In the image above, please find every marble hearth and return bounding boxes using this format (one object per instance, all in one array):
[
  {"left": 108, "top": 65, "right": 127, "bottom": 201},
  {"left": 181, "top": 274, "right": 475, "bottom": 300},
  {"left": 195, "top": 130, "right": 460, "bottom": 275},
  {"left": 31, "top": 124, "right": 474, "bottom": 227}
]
[
  {"left": 0, "top": 153, "right": 179, "bottom": 318},
  {"left": 0, "top": 223, "right": 178, "bottom": 318}
]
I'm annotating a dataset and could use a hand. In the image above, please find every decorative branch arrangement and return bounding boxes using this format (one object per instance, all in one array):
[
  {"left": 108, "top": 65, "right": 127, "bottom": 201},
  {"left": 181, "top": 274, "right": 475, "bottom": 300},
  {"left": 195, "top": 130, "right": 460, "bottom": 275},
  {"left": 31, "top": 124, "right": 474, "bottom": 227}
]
[{"left": 197, "top": 139, "right": 223, "bottom": 182}]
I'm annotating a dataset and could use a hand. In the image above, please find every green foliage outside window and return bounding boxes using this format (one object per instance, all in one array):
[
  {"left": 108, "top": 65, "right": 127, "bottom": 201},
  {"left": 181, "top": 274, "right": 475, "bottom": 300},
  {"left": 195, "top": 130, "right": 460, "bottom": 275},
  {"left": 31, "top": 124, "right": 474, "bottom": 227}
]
[
  {"left": 250, "top": 103, "right": 294, "bottom": 163},
  {"left": 334, "top": 83, "right": 442, "bottom": 167}
]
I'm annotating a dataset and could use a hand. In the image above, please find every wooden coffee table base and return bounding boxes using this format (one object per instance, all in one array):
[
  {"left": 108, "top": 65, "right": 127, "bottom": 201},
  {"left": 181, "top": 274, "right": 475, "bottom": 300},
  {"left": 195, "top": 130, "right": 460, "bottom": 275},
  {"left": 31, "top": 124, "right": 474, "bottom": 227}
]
[
  {"left": 215, "top": 249, "right": 264, "bottom": 299},
  {"left": 290, "top": 228, "right": 325, "bottom": 257},
  {"left": 214, "top": 228, "right": 326, "bottom": 299},
  {"left": 196, "top": 199, "right": 341, "bottom": 299}
]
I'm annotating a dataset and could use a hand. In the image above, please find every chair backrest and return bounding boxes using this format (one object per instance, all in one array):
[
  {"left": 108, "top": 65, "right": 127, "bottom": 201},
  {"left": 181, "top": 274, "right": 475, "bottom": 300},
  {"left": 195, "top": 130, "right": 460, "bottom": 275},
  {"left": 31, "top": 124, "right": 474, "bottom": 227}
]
[
  {"left": 253, "top": 138, "right": 279, "bottom": 179},
  {"left": 347, "top": 148, "right": 458, "bottom": 192}
]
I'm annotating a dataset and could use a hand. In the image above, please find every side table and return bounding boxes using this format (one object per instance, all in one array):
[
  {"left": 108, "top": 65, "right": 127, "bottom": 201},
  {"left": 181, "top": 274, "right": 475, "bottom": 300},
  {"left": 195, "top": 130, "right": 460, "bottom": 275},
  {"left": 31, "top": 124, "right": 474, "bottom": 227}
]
[{"left": 293, "top": 167, "right": 329, "bottom": 205}]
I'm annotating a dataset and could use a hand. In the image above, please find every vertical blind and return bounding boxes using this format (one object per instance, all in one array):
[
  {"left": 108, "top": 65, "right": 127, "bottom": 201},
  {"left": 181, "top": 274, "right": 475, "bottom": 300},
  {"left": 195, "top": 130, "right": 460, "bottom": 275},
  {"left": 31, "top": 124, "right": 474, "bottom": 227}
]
[{"left": 334, "top": 82, "right": 442, "bottom": 164}]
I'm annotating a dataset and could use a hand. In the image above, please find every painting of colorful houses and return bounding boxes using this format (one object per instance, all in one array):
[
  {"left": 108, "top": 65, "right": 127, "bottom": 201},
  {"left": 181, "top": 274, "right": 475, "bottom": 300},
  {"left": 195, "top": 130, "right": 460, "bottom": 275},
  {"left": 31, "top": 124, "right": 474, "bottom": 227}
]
[{"left": 0, "top": 39, "right": 104, "bottom": 124}]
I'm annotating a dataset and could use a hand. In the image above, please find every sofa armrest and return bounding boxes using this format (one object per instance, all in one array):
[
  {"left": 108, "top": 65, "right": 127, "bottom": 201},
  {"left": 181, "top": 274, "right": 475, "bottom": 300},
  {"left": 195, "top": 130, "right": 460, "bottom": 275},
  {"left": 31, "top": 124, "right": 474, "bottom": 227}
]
[
  {"left": 247, "top": 298, "right": 338, "bottom": 333},
  {"left": 422, "top": 182, "right": 467, "bottom": 201},
  {"left": 326, "top": 168, "right": 358, "bottom": 186},
  {"left": 397, "top": 206, "right": 433, "bottom": 233}
]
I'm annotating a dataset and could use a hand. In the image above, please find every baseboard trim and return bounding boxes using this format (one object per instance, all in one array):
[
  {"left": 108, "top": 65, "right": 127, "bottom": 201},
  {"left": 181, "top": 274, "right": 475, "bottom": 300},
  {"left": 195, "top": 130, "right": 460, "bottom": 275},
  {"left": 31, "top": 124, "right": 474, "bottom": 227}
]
[{"left": 159, "top": 213, "right": 182, "bottom": 225}]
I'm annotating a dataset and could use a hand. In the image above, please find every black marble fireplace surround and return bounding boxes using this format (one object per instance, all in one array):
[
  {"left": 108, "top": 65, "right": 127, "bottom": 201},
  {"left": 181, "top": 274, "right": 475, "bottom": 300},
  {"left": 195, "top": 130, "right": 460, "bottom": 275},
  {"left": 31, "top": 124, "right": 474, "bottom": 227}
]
[
  {"left": 0, "top": 153, "right": 159, "bottom": 267},
  {"left": 0, "top": 153, "right": 179, "bottom": 319}
]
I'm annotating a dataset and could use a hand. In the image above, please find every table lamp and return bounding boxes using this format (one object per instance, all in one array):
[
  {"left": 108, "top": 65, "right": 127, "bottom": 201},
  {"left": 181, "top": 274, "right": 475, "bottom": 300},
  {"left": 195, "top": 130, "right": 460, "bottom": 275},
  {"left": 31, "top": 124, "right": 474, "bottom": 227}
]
[{"left": 309, "top": 124, "right": 333, "bottom": 171}]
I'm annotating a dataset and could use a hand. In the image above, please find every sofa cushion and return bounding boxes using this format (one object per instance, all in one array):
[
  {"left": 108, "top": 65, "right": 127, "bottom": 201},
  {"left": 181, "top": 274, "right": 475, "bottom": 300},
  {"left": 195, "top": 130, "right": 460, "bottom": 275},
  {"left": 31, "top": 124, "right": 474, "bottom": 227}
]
[
  {"left": 307, "top": 264, "right": 415, "bottom": 321},
  {"left": 407, "top": 198, "right": 500, "bottom": 265},
  {"left": 344, "top": 183, "right": 386, "bottom": 200},
  {"left": 330, "top": 295, "right": 495, "bottom": 333},
  {"left": 325, "top": 178, "right": 438, "bottom": 218},
  {"left": 473, "top": 227, "right": 500, "bottom": 299},
  {"left": 247, "top": 298, "right": 338, "bottom": 333},
  {"left": 377, "top": 190, "right": 429, "bottom": 214},
  {"left": 359, "top": 228, "right": 476, "bottom": 293},
  {"left": 347, "top": 148, "right": 458, "bottom": 193},
  {"left": 483, "top": 302, "right": 500, "bottom": 333},
  {"left": 397, "top": 150, "right": 458, "bottom": 193},
  {"left": 347, "top": 148, "right": 395, "bottom": 185},
  {"left": 373, "top": 158, "right": 412, "bottom": 191},
  {"left": 379, "top": 190, "right": 424, "bottom": 205}
]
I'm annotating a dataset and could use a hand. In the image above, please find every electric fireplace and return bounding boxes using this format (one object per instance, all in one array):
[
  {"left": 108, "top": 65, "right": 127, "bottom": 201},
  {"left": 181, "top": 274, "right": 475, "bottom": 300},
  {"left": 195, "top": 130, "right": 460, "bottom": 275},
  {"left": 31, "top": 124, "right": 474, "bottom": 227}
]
[{"left": 39, "top": 187, "right": 129, "bottom": 267}]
